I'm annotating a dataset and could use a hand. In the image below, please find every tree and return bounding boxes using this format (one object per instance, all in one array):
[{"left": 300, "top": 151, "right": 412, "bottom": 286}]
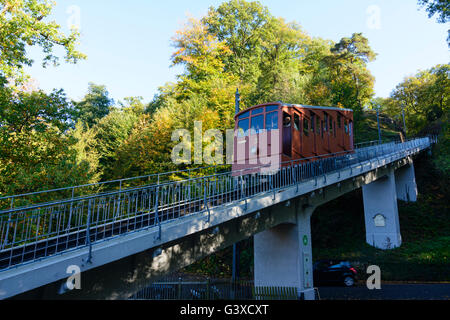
[
  {"left": 387, "top": 64, "right": 449, "bottom": 135},
  {"left": 119, "top": 96, "right": 146, "bottom": 115},
  {"left": 418, "top": 0, "right": 450, "bottom": 23},
  {"left": 0, "top": 0, "right": 86, "bottom": 83},
  {"left": 74, "top": 83, "right": 114, "bottom": 127},
  {"left": 68, "top": 122, "right": 101, "bottom": 184},
  {"left": 113, "top": 92, "right": 223, "bottom": 178},
  {"left": 324, "top": 33, "right": 377, "bottom": 117},
  {"left": 0, "top": 86, "right": 75, "bottom": 134},
  {"left": 172, "top": 17, "right": 231, "bottom": 84},
  {"left": 0, "top": 0, "right": 91, "bottom": 202},
  {"left": 203, "top": 0, "right": 274, "bottom": 84},
  {"left": 0, "top": 87, "right": 99, "bottom": 201},
  {"left": 170, "top": 16, "right": 241, "bottom": 129},
  {"left": 94, "top": 109, "right": 139, "bottom": 180},
  {"left": 253, "top": 18, "right": 310, "bottom": 104},
  {"left": 299, "top": 38, "right": 334, "bottom": 106},
  {"left": 418, "top": 0, "right": 450, "bottom": 45}
]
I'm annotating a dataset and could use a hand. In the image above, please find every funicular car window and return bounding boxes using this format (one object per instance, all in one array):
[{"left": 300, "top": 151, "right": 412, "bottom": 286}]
[
  {"left": 303, "top": 118, "right": 309, "bottom": 136},
  {"left": 238, "top": 110, "right": 250, "bottom": 119},
  {"left": 265, "top": 111, "right": 278, "bottom": 131},
  {"left": 283, "top": 112, "right": 292, "bottom": 128},
  {"left": 250, "top": 114, "right": 264, "bottom": 135},
  {"left": 237, "top": 118, "right": 249, "bottom": 137},
  {"left": 321, "top": 120, "right": 324, "bottom": 138},
  {"left": 316, "top": 116, "right": 320, "bottom": 134},
  {"left": 265, "top": 105, "right": 278, "bottom": 113},
  {"left": 294, "top": 113, "right": 300, "bottom": 131},
  {"left": 252, "top": 108, "right": 263, "bottom": 115}
]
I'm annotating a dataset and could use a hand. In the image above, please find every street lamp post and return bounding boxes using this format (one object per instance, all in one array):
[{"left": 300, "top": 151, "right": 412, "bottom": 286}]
[
  {"left": 232, "top": 88, "right": 240, "bottom": 283},
  {"left": 376, "top": 106, "right": 382, "bottom": 144},
  {"left": 401, "top": 103, "right": 407, "bottom": 137},
  {"left": 235, "top": 88, "right": 240, "bottom": 115}
]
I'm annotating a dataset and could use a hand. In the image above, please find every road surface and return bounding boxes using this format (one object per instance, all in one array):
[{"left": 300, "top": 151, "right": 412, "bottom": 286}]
[{"left": 317, "top": 283, "right": 450, "bottom": 300}]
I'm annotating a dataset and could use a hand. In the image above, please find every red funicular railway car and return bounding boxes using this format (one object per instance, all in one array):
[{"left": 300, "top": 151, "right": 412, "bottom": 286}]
[{"left": 232, "top": 102, "right": 354, "bottom": 175}]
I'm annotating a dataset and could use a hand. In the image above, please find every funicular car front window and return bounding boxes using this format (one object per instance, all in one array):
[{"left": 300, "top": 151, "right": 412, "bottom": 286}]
[
  {"left": 237, "top": 118, "right": 249, "bottom": 137},
  {"left": 252, "top": 108, "right": 263, "bottom": 115},
  {"left": 238, "top": 110, "right": 250, "bottom": 119},
  {"left": 265, "top": 112, "right": 278, "bottom": 131},
  {"left": 266, "top": 105, "right": 278, "bottom": 113},
  {"left": 250, "top": 114, "right": 264, "bottom": 135}
]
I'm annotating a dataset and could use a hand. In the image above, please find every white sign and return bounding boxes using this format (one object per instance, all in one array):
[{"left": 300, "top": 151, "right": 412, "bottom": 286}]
[{"left": 374, "top": 214, "right": 386, "bottom": 227}]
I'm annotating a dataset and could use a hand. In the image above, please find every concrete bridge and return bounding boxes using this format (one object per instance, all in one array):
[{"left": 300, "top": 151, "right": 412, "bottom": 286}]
[{"left": 0, "top": 137, "right": 433, "bottom": 300}]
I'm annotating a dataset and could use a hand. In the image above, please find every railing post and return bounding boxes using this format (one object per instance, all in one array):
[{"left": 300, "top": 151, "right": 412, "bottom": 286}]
[
  {"left": 2, "top": 211, "right": 12, "bottom": 250},
  {"left": 204, "top": 179, "right": 211, "bottom": 222},
  {"left": 86, "top": 199, "right": 93, "bottom": 264},
  {"left": 270, "top": 173, "right": 275, "bottom": 200},
  {"left": 240, "top": 175, "right": 247, "bottom": 210},
  {"left": 154, "top": 175, "right": 161, "bottom": 241},
  {"left": 67, "top": 187, "right": 75, "bottom": 230},
  {"left": 206, "top": 277, "right": 211, "bottom": 300},
  {"left": 292, "top": 161, "right": 299, "bottom": 192},
  {"left": 3, "top": 198, "right": 16, "bottom": 250},
  {"left": 178, "top": 277, "right": 182, "bottom": 299}
]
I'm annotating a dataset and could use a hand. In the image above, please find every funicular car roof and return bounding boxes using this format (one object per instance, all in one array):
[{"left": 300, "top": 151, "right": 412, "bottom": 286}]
[{"left": 234, "top": 102, "right": 353, "bottom": 120}]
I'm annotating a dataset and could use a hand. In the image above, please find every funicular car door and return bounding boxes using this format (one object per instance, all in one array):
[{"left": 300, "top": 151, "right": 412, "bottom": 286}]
[
  {"left": 282, "top": 110, "right": 292, "bottom": 158},
  {"left": 300, "top": 111, "right": 311, "bottom": 158},
  {"left": 324, "top": 112, "right": 331, "bottom": 153},
  {"left": 310, "top": 111, "right": 317, "bottom": 155},
  {"left": 310, "top": 109, "right": 323, "bottom": 156},
  {"left": 292, "top": 110, "right": 301, "bottom": 158},
  {"left": 349, "top": 120, "right": 354, "bottom": 150},
  {"left": 337, "top": 111, "right": 345, "bottom": 150}
]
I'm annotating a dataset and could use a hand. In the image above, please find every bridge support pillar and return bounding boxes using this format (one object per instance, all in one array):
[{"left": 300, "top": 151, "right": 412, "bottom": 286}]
[
  {"left": 395, "top": 160, "right": 418, "bottom": 202},
  {"left": 362, "top": 169, "right": 402, "bottom": 250},
  {"left": 254, "top": 205, "right": 315, "bottom": 300}
]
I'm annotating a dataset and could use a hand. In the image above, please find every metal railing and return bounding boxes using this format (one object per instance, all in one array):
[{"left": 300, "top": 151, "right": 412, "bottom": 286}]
[
  {"left": 0, "top": 137, "right": 416, "bottom": 211},
  {"left": 0, "top": 137, "right": 432, "bottom": 272},
  {"left": 0, "top": 163, "right": 231, "bottom": 212},
  {"left": 128, "top": 278, "right": 300, "bottom": 300}
]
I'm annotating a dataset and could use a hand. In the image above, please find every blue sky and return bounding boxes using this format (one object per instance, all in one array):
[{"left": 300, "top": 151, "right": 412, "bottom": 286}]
[{"left": 25, "top": 0, "right": 449, "bottom": 104}]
